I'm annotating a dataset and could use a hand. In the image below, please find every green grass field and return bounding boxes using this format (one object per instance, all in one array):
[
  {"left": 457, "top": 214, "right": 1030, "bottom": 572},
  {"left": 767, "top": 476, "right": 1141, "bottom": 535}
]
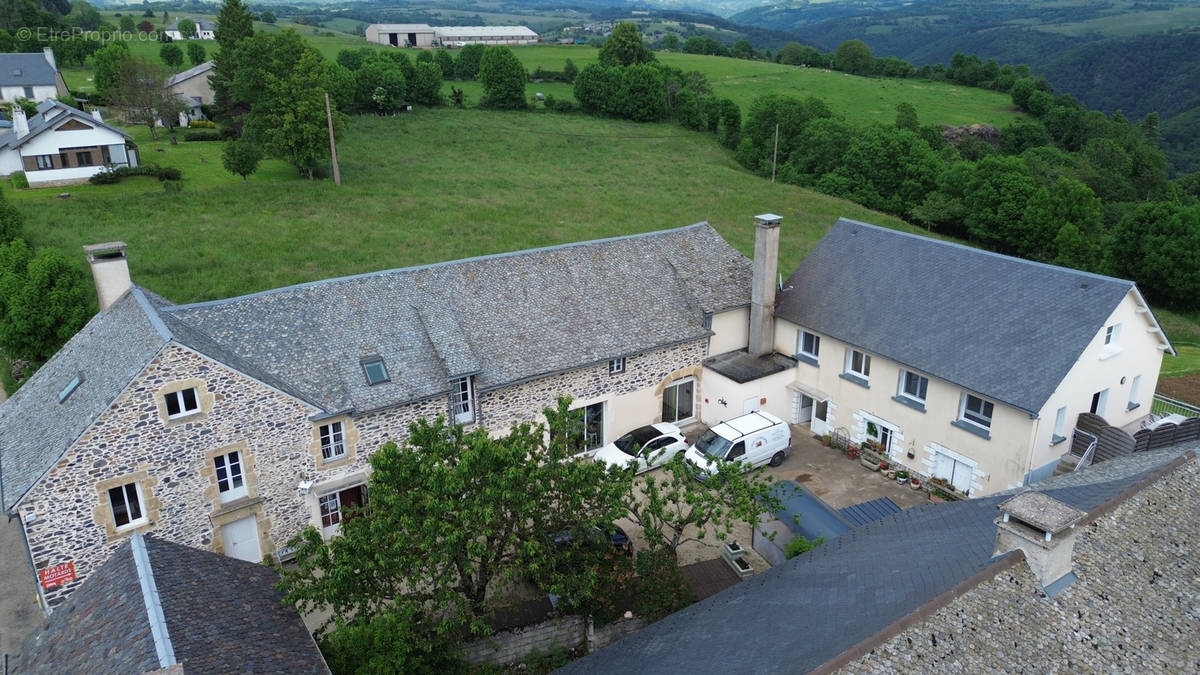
[
  {"left": 9, "top": 109, "right": 911, "bottom": 303},
  {"left": 1161, "top": 344, "right": 1200, "bottom": 378}
]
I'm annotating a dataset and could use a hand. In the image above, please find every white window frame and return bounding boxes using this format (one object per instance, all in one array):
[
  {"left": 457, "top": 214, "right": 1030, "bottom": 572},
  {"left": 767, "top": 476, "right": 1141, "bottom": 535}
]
[
  {"left": 898, "top": 370, "right": 928, "bottom": 403},
  {"left": 451, "top": 376, "right": 474, "bottom": 424},
  {"left": 608, "top": 357, "right": 625, "bottom": 375},
  {"left": 1128, "top": 375, "right": 1142, "bottom": 410},
  {"left": 959, "top": 393, "right": 994, "bottom": 430},
  {"left": 58, "top": 372, "right": 83, "bottom": 403},
  {"left": 361, "top": 357, "right": 389, "bottom": 385},
  {"left": 845, "top": 349, "right": 871, "bottom": 380},
  {"left": 1052, "top": 406, "right": 1067, "bottom": 444},
  {"left": 662, "top": 377, "right": 696, "bottom": 424},
  {"left": 1101, "top": 323, "right": 1123, "bottom": 359},
  {"left": 797, "top": 330, "right": 820, "bottom": 360},
  {"left": 214, "top": 450, "right": 247, "bottom": 502},
  {"left": 319, "top": 492, "right": 341, "bottom": 530},
  {"left": 1092, "top": 388, "right": 1109, "bottom": 417},
  {"left": 320, "top": 421, "right": 346, "bottom": 460},
  {"left": 35, "top": 154, "right": 53, "bottom": 170},
  {"left": 108, "top": 482, "right": 147, "bottom": 530},
  {"left": 164, "top": 387, "right": 200, "bottom": 419}
]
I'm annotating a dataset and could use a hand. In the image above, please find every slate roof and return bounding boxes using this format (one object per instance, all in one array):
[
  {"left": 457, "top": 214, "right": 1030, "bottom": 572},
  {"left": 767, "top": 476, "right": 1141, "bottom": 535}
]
[
  {"left": 0, "top": 100, "right": 131, "bottom": 151},
  {"left": 0, "top": 52, "right": 57, "bottom": 88},
  {"left": 157, "top": 223, "right": 750, "bottom": 414},
  {"left": 164, "top": 60, "right": 214, "bottom": 87},
  {"left": 166, "top": 19, "right": 215, "bottom": 31},
  {"left": 776, "top": 218, "right": 1156, "bottom": 415},
  {"left": 10, "top": 534, "right": 329, "bottom": 674},
  {"left": 561, "top": 445, "right": 1193, "bottom": 675},
  {"left": 0, "top": 290, "right": 167, "bottom": 513}
]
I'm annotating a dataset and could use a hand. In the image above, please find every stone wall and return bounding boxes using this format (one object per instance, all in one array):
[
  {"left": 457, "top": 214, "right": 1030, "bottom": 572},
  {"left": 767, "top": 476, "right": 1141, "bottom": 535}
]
[
  {"left": 479, "top": 340, "right": 708, "bottom": 432},
  {"left": 463, "top": 614, "right": 647, "bottom": 666}
]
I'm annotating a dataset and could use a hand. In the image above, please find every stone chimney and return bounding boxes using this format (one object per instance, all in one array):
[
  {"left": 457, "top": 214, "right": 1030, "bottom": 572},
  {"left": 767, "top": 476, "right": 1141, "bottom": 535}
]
[
  {"left": 83, "top": 242, "right": 132, "bottom": 313},
  {"left": 42, "top": 46, "right": 56, "bottom": 71},
  {"left": 748, "top": 213, "right": 782, "bottom": 358},
  {"left": 993, "top": 491, "right": 1086, "bottom": 594},
  {"left": 12, "top": 105, "right": 29, "bottom": 138}
]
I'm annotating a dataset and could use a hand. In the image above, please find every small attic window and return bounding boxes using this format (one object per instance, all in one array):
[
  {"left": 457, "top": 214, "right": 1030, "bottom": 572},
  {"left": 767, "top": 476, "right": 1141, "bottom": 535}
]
[
  {"left": 361, "top": 357, "right": 389, "bottom": 385},
  {"left": 58, "top": 372, "right": 84, "bottom": 403}
]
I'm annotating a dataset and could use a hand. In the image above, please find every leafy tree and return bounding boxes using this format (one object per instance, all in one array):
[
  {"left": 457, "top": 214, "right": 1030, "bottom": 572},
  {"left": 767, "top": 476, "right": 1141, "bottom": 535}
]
[
  {"left": 623, "top": 452, "right": 785, "bottom": 559},
  {"left": 186, "top": 41, "right": 205, "bottom": 66},
  {"left": 1025, "top": 90, "right": 1053, "bottom": 117},
  {"left": 110, "top": 57, "right": 188, "bottom": 139},
  {"left": 562, "top": 58, "right": 578, "bottom": 83},
  {"left": 717, "top": 98, "right": 740, "bottom": 150},
  {"left": 354, "top": 59, "right": 405, "bottom": 113},
  {"left": 621, "top": 63, "right": 666, "bottom": 122},
  {"left": 660, "top": 33, "right": 678, "bottom": 51},
  {"left": 1021, "top": 177, "right": 1102, "bottom": 262},
  {"left": 212, "top": 0, "right": 256, "bottom": 122},
  {"left": 137, "top": 20, "right": 153, "bottom": 33},
  {"left": 675, "top": 88, "right": 702, "bottom": 130},
  {"left": 777, "top": 42, "right": 824, "bottom": 67},
  {"left": 731, "top": 38, "right": 755, "bottom": 60},
  {"left": 876, "top": 56, "right": 914, "bottom": 78},
  {"left": 176, "top": 18, "right": 196, "bottom": 39},
  {"left": 682, "top": 36, "right": 728, "bottom": 57},
  {"left": 600, "top": 21, "right": 654, "bottom": 67},
  {"left": 1001, "top": 118, "right": 1050, "bottom": 155},
  {"left": 317, "top": 603, "right": 465, "bottom": 674},
  {"left": 245, "top": 50, "right": 342, "bottom": 178},
  {"left": 409, "top": 62, "right": 442, "bottom": 106},
  {"left": 1106, "top": 202, "right": 1200, "bottom": 308},
  {"left": 961, "top": 155, "right": 1040, "bottom": 253},
  {"left": 159, "top": 43, "right": 183, "bottom": 68},
  {"left": 1010, "top": 77, "right": 1036, "bottom": 110},
  {"left": 324, "top": 62, "right": 355, "bottom": 111},
  {"left": 574, "top": 63, "right": 622, "bottom": 116},
  {"left": 736, "top": 94, "right": 832, "bottom": 177},
  {"left": 832, "top": 39, "right": 873, "bottom": 75},
  {"left": 278, "top": 401, "right": 629, "bottom": 642},
  {"left": 222, "top": 138, "right": 261, "bottom": 182},
  {"left": 434, "top": 49, "right": 454, "bottom": 79},
  {"left": 478, "top": 46, "right": 527, "bottom": 110},
  {"left": 786, "top": 117, "right": 854, "bottom": 185},
  {"left": 259, "top": 10, "right": 275, "bottom": 23},
  {"left": 454, "top": 43, "right": 485, "bottom": 79},
  {"left": 0, "top": 187, "right": 24, "bottom": 244},
  {"left": 415, "top": 49, "right": 433, "bottom": 64},
  {"left": 0, "top": 240, "right": 91, "bottom": 363},
  {"left": 92, "top": 42, "right": 129, "bottom": 95},
  {"left": 817, "top": 125, "right": 944, "bottom": 217},
  {"left": 633, "top": 548, "right": 695, "bottom": 622},
  {"left": 119, "top": 15, "right": 135, "bottom": 32},
  {"left": 895, "top": 101, "right": 918, "bottom": 131},
  {"left": 1051, "top": 223, "right": 1090, "bottom": 270}
]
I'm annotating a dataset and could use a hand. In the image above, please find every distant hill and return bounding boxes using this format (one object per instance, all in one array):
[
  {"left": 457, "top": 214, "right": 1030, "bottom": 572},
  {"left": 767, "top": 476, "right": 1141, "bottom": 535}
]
[{"left": 728, "top": 0, "right": 1200, "bottom": 174}]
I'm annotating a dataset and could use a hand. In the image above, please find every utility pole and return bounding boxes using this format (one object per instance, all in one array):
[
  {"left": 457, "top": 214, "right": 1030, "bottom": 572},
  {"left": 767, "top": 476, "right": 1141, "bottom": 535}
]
[
  {"left": 771, "top": 123, "right": 779, "bottom": 183},
  {"left": 325, "top": 92, "right": 341, "bottom": 185}
]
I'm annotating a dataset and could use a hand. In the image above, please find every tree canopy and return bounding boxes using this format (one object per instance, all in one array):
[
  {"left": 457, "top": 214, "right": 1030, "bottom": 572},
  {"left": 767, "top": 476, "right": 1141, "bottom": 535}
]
[
  {"left": 478, "top": 46, "right": 527, "bottom": 109},
  {"left": 600, "top": 22, "right": 654, "bottom": 67}
]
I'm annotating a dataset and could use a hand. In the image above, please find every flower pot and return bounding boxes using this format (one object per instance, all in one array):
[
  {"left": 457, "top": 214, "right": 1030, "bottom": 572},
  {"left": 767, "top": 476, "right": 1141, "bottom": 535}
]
[
  {"left": 896, "top": 477, "right": 907, "bottom": 485},
  {"left": 910, "top": 480, "right": 922, "bottom": 490}
]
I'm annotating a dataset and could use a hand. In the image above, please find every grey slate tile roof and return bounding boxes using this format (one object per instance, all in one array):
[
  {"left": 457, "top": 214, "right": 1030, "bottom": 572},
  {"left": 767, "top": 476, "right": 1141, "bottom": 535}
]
[
  {"left": 158, "top": 223, "right": 750, "bottom": 414},
  {"left": 561, "top": 445, "right": 1191, "bottom": 675},
  {"left": 0, "top": 290, "right": 167, "bottom": 512},
  {"left": 776, "top": 218, "right": 1139, "bottom": 414},
  {"left": 0, "top": 100, "right": 132, "bottom": 150},
  {"left": 164, "top": 60, "right": 213, "bottom": 87},
  {"left": 10, "top": 534, "right": 329, "bottom": 674},
  {"left": 0, "top": 52, "right": 57, "bottom": 88}
]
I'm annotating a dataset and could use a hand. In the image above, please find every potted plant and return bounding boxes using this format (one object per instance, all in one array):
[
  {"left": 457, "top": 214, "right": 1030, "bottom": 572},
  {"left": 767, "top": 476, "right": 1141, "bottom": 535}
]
[
  {"left": 821, "top": 434, "right": 831, "bottom": 447},
  {"left": 847, "top": 447, "right": 860, "bottom": 460},
  {"left": 895, "top": 470, "right": 909, "bottom": 485},
  {"left": 910, "top": 477, "right": 921, "bottom": 490}
]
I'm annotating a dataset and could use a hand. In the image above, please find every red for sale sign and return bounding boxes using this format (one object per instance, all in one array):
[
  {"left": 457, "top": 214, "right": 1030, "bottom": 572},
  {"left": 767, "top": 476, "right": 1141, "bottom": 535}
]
[{"left": 39, "top": 562, "right": 76, "bottom": 589}]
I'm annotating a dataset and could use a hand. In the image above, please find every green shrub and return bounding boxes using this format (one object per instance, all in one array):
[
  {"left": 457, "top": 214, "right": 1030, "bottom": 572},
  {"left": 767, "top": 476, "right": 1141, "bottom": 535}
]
[
  {"left": 784, "top": 535, "right": 824, "bottom": 559},
  {"left": 184, "top": 130, "right": 223, "bottom": 142},
  {"left": 10, "top": 172, "right": 27, "bottom": 189},
  {"left": 88, "top": 164, "right": 182, "bottom": 185},
  {"left": 633, "top": 549, "right": 696, "bottom": 622},
  {"left": 187, "top": 119, "right": 216, "bottom": 128}
]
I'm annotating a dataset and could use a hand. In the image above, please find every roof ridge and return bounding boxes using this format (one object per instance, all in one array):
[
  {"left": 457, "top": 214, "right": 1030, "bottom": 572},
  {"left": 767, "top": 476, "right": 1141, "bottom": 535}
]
[
  {"left": 162, "top": 222, "right": 713, "bottom": 312},
  {"left": 130, "top": 533, "right": 177, "bottom": 669},
  {"left": 834, "top": 218, "right": 1135, "bottom": 287}
]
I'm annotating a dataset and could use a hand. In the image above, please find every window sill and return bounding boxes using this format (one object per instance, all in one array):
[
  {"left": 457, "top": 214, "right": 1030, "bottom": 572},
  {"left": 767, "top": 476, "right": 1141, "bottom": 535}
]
[
  {"left": 891, "top": 395, "right": 926, "bottom": 413},
  {"left": 951, "top": 419, "right": 991, "bottom": 440},
  {"left": 1051, "top": 434, "right": 1066, "bottom": 446},
  {"left": 795, "top": 353, "right": 819, "bottom": 368},
  {"left": 840, "top": 373, "right": 869, "bottom": 389},
  {"left": 166, "top": 411, "right": 202, "bottom": 421},
  {"left": 1099, "top": 346, "right": 1123, "bottom": 361},
  {"left": 1127, "top": 402, "right": 1141, "bottom": 411}
]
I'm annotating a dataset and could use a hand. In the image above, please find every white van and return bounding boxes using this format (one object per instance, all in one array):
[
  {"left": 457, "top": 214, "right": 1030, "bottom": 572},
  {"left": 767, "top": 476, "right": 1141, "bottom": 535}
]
[{"left": 684, "top": 411, "right": 791, "bottom": 479}]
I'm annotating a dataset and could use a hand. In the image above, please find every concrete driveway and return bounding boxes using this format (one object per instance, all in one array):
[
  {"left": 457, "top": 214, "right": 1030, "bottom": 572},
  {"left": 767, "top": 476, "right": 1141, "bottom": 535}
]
[{"left": 1, "top": 517, "right": 42, "bottom": 658}]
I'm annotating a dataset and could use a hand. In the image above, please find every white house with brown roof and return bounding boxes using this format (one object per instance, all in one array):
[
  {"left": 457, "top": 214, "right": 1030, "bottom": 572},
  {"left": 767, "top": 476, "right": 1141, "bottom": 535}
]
[{"left": 0, "top": 101, "right": 137, "bottom": 186}]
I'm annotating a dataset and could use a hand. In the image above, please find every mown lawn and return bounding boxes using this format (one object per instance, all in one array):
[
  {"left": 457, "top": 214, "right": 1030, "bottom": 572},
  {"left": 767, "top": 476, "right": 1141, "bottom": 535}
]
[
  {"left": 10, "top": 108, "right": 913, "bottom": 303},
  {"left": 1161, "top": 344, "right": 1200, "bottom": 377}
]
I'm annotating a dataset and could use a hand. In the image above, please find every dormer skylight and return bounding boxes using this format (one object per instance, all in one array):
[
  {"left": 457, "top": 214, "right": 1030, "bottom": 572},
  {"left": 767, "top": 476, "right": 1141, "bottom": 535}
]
[
  {"left": 361, "top": 356, "right": 389, "bottom": 385},
  {"left": 58, "top": 372, "right": 84, "bottom": 403}
]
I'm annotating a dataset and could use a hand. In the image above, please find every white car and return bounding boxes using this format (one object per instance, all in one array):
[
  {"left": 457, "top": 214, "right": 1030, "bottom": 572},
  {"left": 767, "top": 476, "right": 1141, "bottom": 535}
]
[{"left": 592, "top": 423, "right": 689, "bottom": 474}]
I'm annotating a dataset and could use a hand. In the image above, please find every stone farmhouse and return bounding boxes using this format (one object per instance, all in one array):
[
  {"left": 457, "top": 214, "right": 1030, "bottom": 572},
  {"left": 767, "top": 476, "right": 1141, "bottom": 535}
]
[
  {"left": 0, "top": 49, "right": 69, "bottom": 103},
  {"left": 0, "top": 100, "right": 138, "bottom": 186},
  {"left": 0, "top": 215, "right": 1172, "bottom": 612}
]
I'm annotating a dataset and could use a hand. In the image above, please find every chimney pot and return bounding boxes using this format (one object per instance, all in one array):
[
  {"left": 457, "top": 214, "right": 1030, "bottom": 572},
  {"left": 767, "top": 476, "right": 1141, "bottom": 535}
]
[
  {"left": 11, "top": 105, "right": 28, "bottom": 138},
  {"left": 83, "top": 242, "right": 132, "bottom": 313},
  {"left": 91, "top": 108, "right": 102, "bottom": 123},
  {"left": 993, "top": 492, "right": 1086, "bottom": 594},
  {"left": 43, "top": 46, "right": 57, "bottom": 71},
  {"left": 748, "top": 214, "right": 782, "bottom": 357}
]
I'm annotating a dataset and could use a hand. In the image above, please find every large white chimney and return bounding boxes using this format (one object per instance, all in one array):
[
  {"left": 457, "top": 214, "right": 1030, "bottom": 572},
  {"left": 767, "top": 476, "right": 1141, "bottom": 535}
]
[
  {"left": 42, "top": 46, "right": 57, "bottom": 71},
  {"left": 993, "top": 491, "right": 1086, "bottom": 595},
  {"left": 11, "top": 106, "right": 28, "bottom": 138},
  {"left": 748, "top": 213, "right": 782, "bottom": 358},
  {"left": 83, "top": 242, "right": 132, "bottom": 313},
  {"left": 91, "top": 108, "right": 103, "bottom": 123}
]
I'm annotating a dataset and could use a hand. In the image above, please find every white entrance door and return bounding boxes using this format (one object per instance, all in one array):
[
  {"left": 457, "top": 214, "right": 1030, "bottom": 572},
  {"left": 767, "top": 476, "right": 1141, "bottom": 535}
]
[
  {"left": 222, "top": 515, "right": 261, "bottom": 563},
  {"left": 798, "top": 394, "right": 814, "bottom": 425},
  {"left": 743, "top": 396, "right": 760, "bottom": 414}
]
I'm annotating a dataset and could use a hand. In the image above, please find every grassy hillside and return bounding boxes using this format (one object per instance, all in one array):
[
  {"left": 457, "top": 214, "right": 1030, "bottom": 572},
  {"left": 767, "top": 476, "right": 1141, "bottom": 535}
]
[{"left": 10, "top": 109, "right": 911, "bottom": 303}]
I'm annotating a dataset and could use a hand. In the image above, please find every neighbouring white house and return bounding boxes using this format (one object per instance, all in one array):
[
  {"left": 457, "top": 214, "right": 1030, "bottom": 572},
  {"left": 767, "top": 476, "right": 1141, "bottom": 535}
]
[
  {"left": 721, "top": 217, "right": 1172, "bottom": 496},
  {"left": 0, "top": 101, "right": 138, "bottom": 186},
  {"left": 365, "top": 23, "right": 538, "bottom": 47},
  {"left": 164, "top": 60, "right": 214, "bottom": 121},
  {"left": 163, "top": 19, "right": 216, "bottom": 40},
  {"left": 0, "top": 48, "right": 69, "bottom": 103}
]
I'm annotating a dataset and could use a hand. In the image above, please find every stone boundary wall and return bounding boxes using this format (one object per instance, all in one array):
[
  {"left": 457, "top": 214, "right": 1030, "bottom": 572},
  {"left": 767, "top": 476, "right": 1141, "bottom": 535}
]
[{"left": 463, "top": 615, "right": 647, "bottom": 666}]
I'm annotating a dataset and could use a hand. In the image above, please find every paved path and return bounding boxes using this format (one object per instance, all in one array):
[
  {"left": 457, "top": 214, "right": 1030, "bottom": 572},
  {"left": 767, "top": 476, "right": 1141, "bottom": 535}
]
[{"left": 0, "top": 517, "right": 42, "bottom": 658}]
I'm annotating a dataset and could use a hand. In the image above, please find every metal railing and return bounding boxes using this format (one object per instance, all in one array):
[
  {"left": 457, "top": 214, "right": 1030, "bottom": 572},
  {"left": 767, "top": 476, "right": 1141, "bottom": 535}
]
[
  {"left": 1150, "top": 394, "right": 1200, "bottom": 419},
  {"left": 1070, "top": 428, "right": 1098, "bottom": 472}
]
